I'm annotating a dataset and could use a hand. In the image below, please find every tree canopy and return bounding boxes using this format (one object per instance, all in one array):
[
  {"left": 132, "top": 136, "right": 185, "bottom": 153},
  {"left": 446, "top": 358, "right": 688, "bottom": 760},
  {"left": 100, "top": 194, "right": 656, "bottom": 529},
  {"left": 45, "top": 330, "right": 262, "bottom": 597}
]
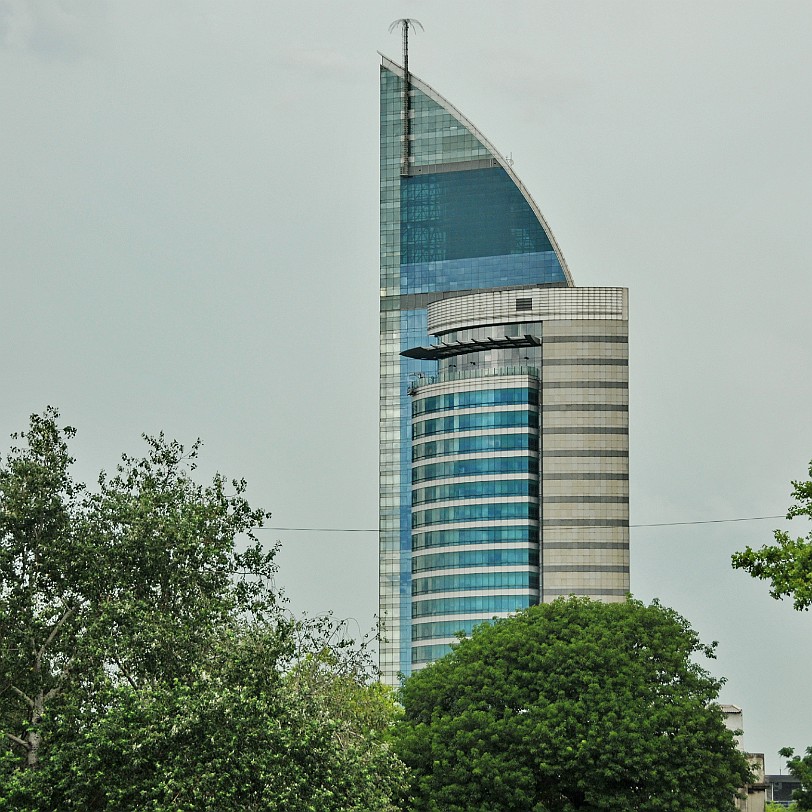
[
  {"left": 731, "top": 460, "right": 812, "bottom": 610},
  {"left": 732, "top": 462, "right": 812, "bottom": 811},
  {"left": 778, "top": 747, "right": 812, "bottom": 811},
  {"left": 393, "top": 597, "right": 750, "bottom": 812},
  {"left": 0, "top": 408, "right": 405, "bottom": 811}
]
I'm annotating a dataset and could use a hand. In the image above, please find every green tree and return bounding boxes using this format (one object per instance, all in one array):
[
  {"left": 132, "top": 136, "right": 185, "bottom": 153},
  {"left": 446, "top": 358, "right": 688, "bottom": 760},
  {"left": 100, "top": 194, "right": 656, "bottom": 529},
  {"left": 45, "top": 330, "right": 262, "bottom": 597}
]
[
  {"left": 733, "top": 465, "right": 812, "bottom": 812},
  {"left": 1, "top": 619, "right": 406, "bottom": 811},
  {"left": 0, "top": 409, "right": 272, "bottom": 774},
  {"left": 731, "top": 460, "right": 812, "bottom": 610},
  {"left": 394, "top": 597, "right": 750, "bottom": 812},
  {"left": 0, "top": 408, "right": 90, "bottom": 771},
  {"left": 1, "top": 408, "right": 406, "bottom": 810},
  {"left": 779, "top": 746, "right": 812, "bottom": 809}
]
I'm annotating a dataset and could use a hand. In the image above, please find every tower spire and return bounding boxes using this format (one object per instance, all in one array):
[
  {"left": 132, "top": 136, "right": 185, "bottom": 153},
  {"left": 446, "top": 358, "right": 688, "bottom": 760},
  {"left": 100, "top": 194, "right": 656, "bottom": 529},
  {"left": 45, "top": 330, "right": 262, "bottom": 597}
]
[{"left": 389, "top": 18, "right": 423, "bottom": 176}]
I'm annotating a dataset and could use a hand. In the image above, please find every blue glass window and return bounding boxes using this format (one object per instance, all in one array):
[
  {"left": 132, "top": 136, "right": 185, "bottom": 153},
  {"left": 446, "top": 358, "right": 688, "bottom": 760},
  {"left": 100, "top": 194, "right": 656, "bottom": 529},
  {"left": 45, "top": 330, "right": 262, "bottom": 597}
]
[
  {"left": 412, "top": 570, "right": 539, "bottom": 596},
  {"left": 412, "top": 502, "right": 538, "bottom": 528},
  {"left": 413, "top": 525, "right": 538, "bottom": 550},
  {"left": 413, "top": 479, "right": 537, "bottom": 506},
  {"left": 413, "top": 433, "right": 538, "bottom": 461},
  {"left": 413, "top": 387, "right": 537, "bottom": 417},
  {"left": 413, "top": 456, "right": 537, "bottom": 483},
  {"left": 413, "top": 409, "right": 537, "bottom": 438},
  {"left": 412, "top": 618, "right": 494, "bottom": 642},
  {"left": 412, "top": 547, "right": 538, "bottom": 574},
  {"left": 412, "top": 593, "right": 536, "bottom": 619},
  {"left": 412, "top": 643, "right": 456, "bottom": 663},
  {"left": 401, "top": 168, "right": 553, "bottom": 264}
]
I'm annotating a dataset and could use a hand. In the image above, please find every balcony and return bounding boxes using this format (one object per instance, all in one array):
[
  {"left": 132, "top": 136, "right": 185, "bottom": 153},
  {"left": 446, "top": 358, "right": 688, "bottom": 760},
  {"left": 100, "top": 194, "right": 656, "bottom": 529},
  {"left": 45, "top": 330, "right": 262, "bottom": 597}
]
[{"left": 408, "top": 365, "right": 539, "bottom": 395}]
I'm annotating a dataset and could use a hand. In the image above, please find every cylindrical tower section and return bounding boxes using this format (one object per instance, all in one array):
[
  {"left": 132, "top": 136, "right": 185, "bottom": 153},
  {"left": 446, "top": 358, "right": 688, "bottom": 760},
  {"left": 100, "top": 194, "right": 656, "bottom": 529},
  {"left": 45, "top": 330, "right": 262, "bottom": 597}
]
[
  {"left": 540, "top": 317, "right": 629, "bottom": 601},
  {"left": 424, "top": 286, "right": 630, "bottom": 603},
  {"left": 409, "top": 372, "right": 541, "bottom": 669},
  {"left": 402, "top": 285, "right": 629, "bottom": 670}
]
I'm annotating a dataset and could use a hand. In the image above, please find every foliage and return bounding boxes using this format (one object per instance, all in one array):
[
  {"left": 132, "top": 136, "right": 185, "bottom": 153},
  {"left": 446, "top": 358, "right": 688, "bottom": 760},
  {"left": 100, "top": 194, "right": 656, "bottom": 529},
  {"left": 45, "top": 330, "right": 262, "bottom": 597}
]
[
  {"left": 0, "top": 408, "right": 90, "bottom": 770},
  {"left": 0, "top": 408, "right": 406, "bottom": 811},
  {"left": 733, "top": 466, "right": 812, "bottom": 812},
  {"left": 731, "top": 460, "right": 812, "bottom": 610},
  {"left": 779, "top": 747, "right": 812, "bottom": 811},
  {"left": 394, "top": 597, "right": 750, "bottom": 812},
  {"left": 1, "top": 619, "right": 405, "bottom": 811}
]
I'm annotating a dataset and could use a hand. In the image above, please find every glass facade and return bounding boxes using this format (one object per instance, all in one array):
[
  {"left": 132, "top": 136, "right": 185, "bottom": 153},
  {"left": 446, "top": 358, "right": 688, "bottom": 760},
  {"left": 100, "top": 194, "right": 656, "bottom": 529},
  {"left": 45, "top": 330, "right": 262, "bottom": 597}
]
[
  {"left": 379, "top": 56, "right": 572, "bottom": 685},
  {"left": 408, "top": 377, "right": 541, "bottom": 668}
]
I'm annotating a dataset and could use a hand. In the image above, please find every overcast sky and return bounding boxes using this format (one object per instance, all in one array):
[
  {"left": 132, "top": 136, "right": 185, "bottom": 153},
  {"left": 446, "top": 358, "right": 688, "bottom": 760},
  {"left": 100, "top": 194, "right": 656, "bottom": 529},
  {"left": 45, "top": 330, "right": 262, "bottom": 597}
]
[{"left": 2, "top": 0, "right": 811, "bottom": 771}]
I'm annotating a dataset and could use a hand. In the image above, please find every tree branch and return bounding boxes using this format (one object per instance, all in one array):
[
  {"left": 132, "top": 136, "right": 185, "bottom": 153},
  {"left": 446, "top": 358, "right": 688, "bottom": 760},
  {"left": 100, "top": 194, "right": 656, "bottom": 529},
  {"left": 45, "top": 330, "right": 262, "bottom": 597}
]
[
  {"left": 10, "top": 685, "right": 35, "bottom": 709},
  {"left": 43, "top": 657, "right": 76, "bottom": 702},
  {"left": 112, "top": 653, "right": 139, "bottom": 691},
  {"left": 5, "top": 731, "right": 30, "bottom": 751},
  {"left": 35, "top": 605, "right": 77, "bottom": 670}
]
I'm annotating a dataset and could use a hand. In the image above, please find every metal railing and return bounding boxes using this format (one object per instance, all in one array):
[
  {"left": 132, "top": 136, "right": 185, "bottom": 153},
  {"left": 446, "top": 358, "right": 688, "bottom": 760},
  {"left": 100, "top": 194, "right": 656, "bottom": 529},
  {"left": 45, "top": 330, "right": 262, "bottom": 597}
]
[{"left": 408, "top": 365, "right": 539, "bottom": 395}]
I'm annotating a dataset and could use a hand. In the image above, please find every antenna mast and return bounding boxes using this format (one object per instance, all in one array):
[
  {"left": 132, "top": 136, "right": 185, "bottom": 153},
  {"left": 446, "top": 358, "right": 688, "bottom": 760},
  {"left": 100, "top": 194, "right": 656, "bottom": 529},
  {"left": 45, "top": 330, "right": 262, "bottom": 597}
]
[{"left": 389, "top": 18, "right": 423, "bottom": 176}]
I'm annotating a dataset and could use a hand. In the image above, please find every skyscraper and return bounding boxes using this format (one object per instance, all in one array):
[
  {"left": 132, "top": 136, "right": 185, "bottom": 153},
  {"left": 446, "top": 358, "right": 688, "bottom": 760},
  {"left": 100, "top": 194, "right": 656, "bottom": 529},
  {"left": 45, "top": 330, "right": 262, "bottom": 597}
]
[{"left": 379, "top": 54, "right": 629, "bottom": 685}]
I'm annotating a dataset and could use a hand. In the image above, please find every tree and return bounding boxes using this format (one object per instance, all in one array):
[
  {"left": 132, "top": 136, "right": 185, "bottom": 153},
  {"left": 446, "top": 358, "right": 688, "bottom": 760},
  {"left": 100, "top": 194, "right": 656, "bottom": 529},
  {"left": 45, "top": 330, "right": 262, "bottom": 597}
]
[
  {"left": 394, "top": 597, "right": 750, "bottom": 812},
  {"left": 779, "top": 747, "right": 812, "bottom": 811},
  {"left": 731, "top": 460, "right": 812, "bottom": 610},
  {"left": 0, "top": 408, "right": 90, "bottom": 771},
  {"left": 1, "top": 619, "right": 406, "bottom": 811},
  {"left": 733, "top": 465, "right": 812, "bottom": 812},
  {"left": 0, "top": 408, "right": 272, "bottom": 774},
  {"left": 1, "top": 408, "right": 406, "bottom": 810}
]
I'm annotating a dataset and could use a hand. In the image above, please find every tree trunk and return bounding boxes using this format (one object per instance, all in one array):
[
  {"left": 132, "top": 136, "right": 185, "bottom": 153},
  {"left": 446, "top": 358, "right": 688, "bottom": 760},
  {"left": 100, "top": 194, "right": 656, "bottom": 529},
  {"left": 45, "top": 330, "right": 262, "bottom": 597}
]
[{"left": 26, "top": 691, "right": 44, "bottom": 769}]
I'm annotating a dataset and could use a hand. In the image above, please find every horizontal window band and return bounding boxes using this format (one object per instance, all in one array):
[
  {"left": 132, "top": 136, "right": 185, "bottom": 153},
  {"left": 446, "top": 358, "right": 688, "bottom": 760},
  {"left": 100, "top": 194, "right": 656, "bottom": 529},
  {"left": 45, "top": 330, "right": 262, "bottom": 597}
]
[
  {"left": 414, "top": 409, "right": 539, "bottom": 438},
  {"left": 413, "top": 502, "right": 539, "bottom": 528},
  {"left": 411, "top": 405, "right": 534, "bottom": 423},
  {"left": 541, "top": 404, "right": 628, "bottom": 412},
  {"left": 413, "top": 542, "right": 537, "bottom": 559},
  {"left": 413, "top": 592, "right": 539, "bottom": 605},
  {"left": 413, "top": 526, "right": 539, "bottom": 549},
  {"left": 542, "top": 381, "right": 627, "bottom": 389},
  {"left": 414, "top": 434, "right": 539, "bottom": 460},
  {"left": 411, "top": 612, "right": 512, "bottom": 626},
  {"left": 413, "top": 387, "right": 538, "bottom": 417},
  {"left": 413, "top": 619, "right": 489, "bottom": 642},
  {"left": 412, "top": 643, "right": 456, "bottom": 664},
  {"left": 412, "top": 593, "right": 538, "bottom": 619},
  {"left": 543, "top": 541, "right": 628, "bottom": 549},
  {"left": 543, "top": 588, "right": 629, "bottom": 596},
  {"left": 413, "top": 474, "right": 539, "bottom": 489},
  {"left": 542, "top": 450, "right": 627, "bottom": 457},
  {"left": 542, "top": 358, "right": 628, "bottom": 366},
  {"left": 542, "top": 427, "right": 628, "bottom": 435},
  {"left": 542, "top": 335, "right": 627, "bottom": 344},
  {"left": 543, "top": 564, "right": 629, "bottom": 573},
  {"left": 542, "top": 519, "right": 628, "bottom": 527},
  {"left": 542, "top": 496, "right": 629, "bottom": 504},
  {"left": 414, "top": 518, "right": 540, "bottom": 532},
  {"left": 413, "top": 571, "right": 539, "bottom": 596},
  {"left": 413, "top": 479, "right": 538, "bottom": 505},
  {"left": 413, "top": 456, "right": 538, "bottom": 483},
  {"left": 412, "top": 548, "right": 539, "bottom": 574},
  {"left": 542, "top": 473, "right": 628, "bottom": 480}
]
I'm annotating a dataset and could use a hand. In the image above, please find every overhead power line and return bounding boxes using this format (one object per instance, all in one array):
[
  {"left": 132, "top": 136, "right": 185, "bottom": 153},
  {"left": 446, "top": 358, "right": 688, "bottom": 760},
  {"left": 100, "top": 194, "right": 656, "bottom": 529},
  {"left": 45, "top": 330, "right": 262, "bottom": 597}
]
[
  {"left": 630, "top": 515, "right": 784, "bottom": 528},
  {"left": 257, "top": 514, "right": 787, "bottom": 534}
]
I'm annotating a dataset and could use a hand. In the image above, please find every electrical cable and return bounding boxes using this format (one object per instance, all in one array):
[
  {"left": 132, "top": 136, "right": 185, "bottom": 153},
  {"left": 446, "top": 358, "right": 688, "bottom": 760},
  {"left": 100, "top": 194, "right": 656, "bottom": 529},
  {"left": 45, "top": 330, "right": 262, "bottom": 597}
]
[{"left": 256, "top": 514, "right": 788, "bottom": 533}]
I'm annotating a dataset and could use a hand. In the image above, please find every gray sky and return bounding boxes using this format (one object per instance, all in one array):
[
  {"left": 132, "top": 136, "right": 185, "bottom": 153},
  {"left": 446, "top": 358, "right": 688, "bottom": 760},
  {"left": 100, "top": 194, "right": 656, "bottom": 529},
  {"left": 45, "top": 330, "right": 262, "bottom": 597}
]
[{"left": 2, "top": 0, "right": 811, "bottom": 770}]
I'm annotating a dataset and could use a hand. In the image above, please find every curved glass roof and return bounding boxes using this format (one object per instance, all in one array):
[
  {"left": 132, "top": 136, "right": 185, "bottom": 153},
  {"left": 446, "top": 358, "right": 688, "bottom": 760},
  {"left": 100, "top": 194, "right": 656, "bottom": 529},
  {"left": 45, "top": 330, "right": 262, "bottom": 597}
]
[{"left": 381, "top": 55, "right": 573, "bottom": 291}]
